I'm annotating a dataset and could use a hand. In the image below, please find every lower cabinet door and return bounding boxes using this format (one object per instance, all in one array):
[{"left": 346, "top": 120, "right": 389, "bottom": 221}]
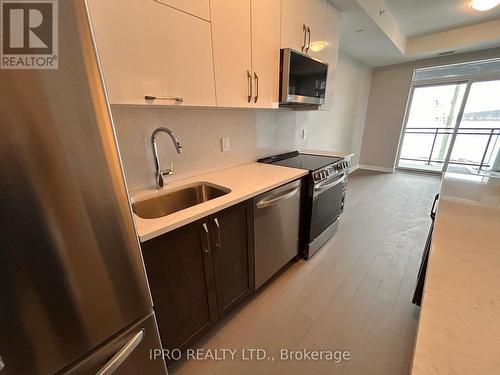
[
  {"left": 210, "top": 201, "right": 255, "bottom": 318},
  {"left": 142, "top": 220, "right": 218, "bottom": 351}
]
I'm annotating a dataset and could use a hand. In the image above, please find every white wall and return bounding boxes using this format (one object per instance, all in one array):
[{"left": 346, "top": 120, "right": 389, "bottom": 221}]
[
  {"left": 112, "top": 50, "right": 372, "bottom": 192},
  {"left": 306, "top": 51, "right": 372, "bottom": 167},
  {"left": 360, "top": 47, "right": 500, "bottom": 170},
  {"left": 112, "top": 107, "right": 308, "bottom": 191}
]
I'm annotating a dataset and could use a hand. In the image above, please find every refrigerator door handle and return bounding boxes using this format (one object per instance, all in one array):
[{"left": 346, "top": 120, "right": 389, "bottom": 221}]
[{"left": 96, "top": 330, "right": 144, "bottom": 375}]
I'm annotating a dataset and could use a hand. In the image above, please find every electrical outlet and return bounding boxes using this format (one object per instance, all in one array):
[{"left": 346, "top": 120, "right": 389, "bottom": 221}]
[
  {"left": 221, "top": 137, "right": 230, "bottom": 152},
  {"left": 302, "top": 129, "right": 308, "bottom": 139}
]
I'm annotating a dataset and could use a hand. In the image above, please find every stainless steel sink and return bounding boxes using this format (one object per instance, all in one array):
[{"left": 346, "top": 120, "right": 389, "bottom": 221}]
[{"left": 132, "top": 183, "right": 231, "bottom": 219}]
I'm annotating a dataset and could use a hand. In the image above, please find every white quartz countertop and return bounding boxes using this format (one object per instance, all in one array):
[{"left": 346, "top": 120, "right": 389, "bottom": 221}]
[
  {"left": 131, "top": 163, "right": 308, "bottom": 242},
  {"left": 411, "top": 172, "right": 500, "bottom": 375}
]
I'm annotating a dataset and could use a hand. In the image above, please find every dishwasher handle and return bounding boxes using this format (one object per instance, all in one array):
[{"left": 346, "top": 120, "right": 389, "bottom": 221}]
[{"left": 256, "top": 187, "right": 300, "bottom": 209}]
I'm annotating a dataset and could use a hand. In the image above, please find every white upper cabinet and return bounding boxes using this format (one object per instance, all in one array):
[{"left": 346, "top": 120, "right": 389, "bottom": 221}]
[
  {"left": 210, "top": 0, "right": 252, "bottom": 108},
  {"left": 87, "top": 0, "right": 216, "bottom": 107},
  {"left": 281, "top": 0, "right": 326, "bottom": 59},
  {"left": 210, "top": 0, "right": 281, "bottom": 108},
  {"left": 282, "top": 0, "right": 341, "bottom": 110},
  {"left": 318, "top": 3, "right": 341, "bottom": 111},
  {"left": 154, "top": 0, "right": 211, "bottom": 21},
  {"left": 315, "top": 3, "right": 341, "bottom": 67},
  {"left": 251, "top": 0, "right": 281, "bottom": 108}
]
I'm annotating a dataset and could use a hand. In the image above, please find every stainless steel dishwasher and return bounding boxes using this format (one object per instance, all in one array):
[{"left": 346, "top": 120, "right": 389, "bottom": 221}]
[{"left": 254, "top": 179, "right": 302, "bottom": 289}]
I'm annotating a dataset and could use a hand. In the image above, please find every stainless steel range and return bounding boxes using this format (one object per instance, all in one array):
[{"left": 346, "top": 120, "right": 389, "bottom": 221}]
[{"left": 258, "top": 151, "right": 350, "bottom": 259}]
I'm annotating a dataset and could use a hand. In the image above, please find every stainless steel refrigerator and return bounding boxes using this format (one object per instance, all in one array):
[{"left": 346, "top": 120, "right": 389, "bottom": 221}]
[{"left": 0, "top": 1, "right": 168, "bottom": 374}]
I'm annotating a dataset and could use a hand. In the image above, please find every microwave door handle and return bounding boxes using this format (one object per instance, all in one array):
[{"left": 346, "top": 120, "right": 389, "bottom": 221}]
[
  {"left": 302, "top": 24, "right": 307, "bottom": 52},
  {"left": 305, "top": 26, "right": 311, "bottom": 54}
]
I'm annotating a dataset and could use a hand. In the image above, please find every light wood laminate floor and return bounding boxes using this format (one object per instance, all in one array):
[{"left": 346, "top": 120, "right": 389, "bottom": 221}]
[{"left": 170, "top": 170, "right": 441, "bottom": 375}]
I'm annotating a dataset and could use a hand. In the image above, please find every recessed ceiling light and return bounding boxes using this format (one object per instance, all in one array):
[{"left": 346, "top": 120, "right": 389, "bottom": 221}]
[{"left": 470, "top": 0, "right": 500, "bottom": 11}]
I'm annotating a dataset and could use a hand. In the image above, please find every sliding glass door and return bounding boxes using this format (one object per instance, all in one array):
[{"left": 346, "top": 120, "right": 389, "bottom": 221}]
[
  {"left": 397, "top": 79, "right": 500, "bottom": 174},
  {"left": 446, "top": 80, "right": 500, "bottom": 172}
]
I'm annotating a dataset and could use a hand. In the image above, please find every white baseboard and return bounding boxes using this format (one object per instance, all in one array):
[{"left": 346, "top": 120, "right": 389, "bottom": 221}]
[
  {"left": 349, "top": 164, "right": 360, "bottom": 173},
  {"left": 358, "top": 164, "right": 394, "bottom": 173}
]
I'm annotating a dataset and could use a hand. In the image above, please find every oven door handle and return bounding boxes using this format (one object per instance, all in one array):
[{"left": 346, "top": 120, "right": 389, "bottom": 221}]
[
  {"left": 314, "top": 173, "right": 345, "bottom": 194},
  {"left": 256, "top": 187, "right": 300, "bottom": 209}
]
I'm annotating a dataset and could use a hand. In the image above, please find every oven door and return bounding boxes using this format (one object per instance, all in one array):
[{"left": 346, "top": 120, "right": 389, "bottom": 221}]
[{"left": 310, "top": 172, "right": 346, "bottom": 241}]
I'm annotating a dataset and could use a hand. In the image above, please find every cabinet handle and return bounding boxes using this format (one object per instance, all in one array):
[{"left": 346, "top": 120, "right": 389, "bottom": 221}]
[
  {"left": 305, "top": 26, "right": 311, "bottom": 54},
  {"left": 253, "top": 72, "right": 259, "bottom": 103},
  {"left": 213, "top": 218, "right": 222, "bottom": 250},
  {"left": 144, "top": 95, "right": 183, "bottom": 103},
  {"left": 247, "top": 70, "right": 252, "bottom": 103},
  {"left": 301, "top": 24, "right": 307, "bottom": 52},
  {"left": 202, "top": 223, "right": 210, "bottom": 255}
]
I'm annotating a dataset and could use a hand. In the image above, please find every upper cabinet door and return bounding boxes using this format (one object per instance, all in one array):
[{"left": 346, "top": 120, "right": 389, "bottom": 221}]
[
  {"left": 318, "top": 3, "right": 341, "bottom": 111},
  {"left": 304, "top": 0, "right": 327, "bottom": 60},
  {"left": 87, "top": 0, "right": 216, "bottom": 107},
  {"left": 154, "top": 0, "right": 211, "bottom": 21},
  {"left": 210, "top": 0, "right": 252, "bottom": 108},
  {"left": 316, "top": 3, "right": 341, "bottom": 67},
  {"left": 251, "top": 0, "right": 281, "bottom": 109},
  {"left": 281, "top": 0, "right": 326, "bottom": 59}
]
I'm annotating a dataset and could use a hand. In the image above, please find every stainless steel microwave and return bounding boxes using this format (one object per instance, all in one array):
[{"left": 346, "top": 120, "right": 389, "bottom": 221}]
[{"left": 279, "top": 48, "right": 329, "bottom": 108}]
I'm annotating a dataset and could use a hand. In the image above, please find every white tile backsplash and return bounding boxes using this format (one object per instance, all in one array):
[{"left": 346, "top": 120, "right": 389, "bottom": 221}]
[{"left": 112, "top": 106, "right": 308, "bottom": 191}]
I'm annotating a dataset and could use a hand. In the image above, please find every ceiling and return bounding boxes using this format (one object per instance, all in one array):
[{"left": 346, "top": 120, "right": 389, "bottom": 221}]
[
  {"left": 329, "top": 0, "right": 500, "bottom": 67},
  {"left": 384, "top": 0, "right": 500, "bottom": 37}
]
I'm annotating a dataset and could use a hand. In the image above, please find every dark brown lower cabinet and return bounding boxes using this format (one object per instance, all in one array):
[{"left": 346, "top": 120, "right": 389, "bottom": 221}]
[
  {"left": 210, "top": 200, "right": 254, "bottom": 318},
  {"left": 141, "top": 219, "right": 218, "bottom": 351},
  {"left": 142, "top": 200, "right": 254, "bottom": 352}
]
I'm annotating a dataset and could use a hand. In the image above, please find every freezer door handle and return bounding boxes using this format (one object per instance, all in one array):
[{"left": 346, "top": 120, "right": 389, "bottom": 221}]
[{"left": 96, "top": 330, "right": 144, "bottom": 375}]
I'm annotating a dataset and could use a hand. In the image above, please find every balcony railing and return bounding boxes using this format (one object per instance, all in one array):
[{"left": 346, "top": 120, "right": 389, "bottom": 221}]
[{"left": 399, "top": 127, "right": 500, "bottom": 170}]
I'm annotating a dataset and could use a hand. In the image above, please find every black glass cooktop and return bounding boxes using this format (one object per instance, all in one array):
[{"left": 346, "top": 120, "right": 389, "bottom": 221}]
[{"left": 258, "top": 151, "right": 341, "bottom": 171}]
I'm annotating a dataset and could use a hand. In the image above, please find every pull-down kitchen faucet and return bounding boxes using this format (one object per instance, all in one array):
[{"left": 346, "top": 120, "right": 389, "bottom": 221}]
[{"left": 151, "top": 127, "right": 182, "bottom": 189}]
